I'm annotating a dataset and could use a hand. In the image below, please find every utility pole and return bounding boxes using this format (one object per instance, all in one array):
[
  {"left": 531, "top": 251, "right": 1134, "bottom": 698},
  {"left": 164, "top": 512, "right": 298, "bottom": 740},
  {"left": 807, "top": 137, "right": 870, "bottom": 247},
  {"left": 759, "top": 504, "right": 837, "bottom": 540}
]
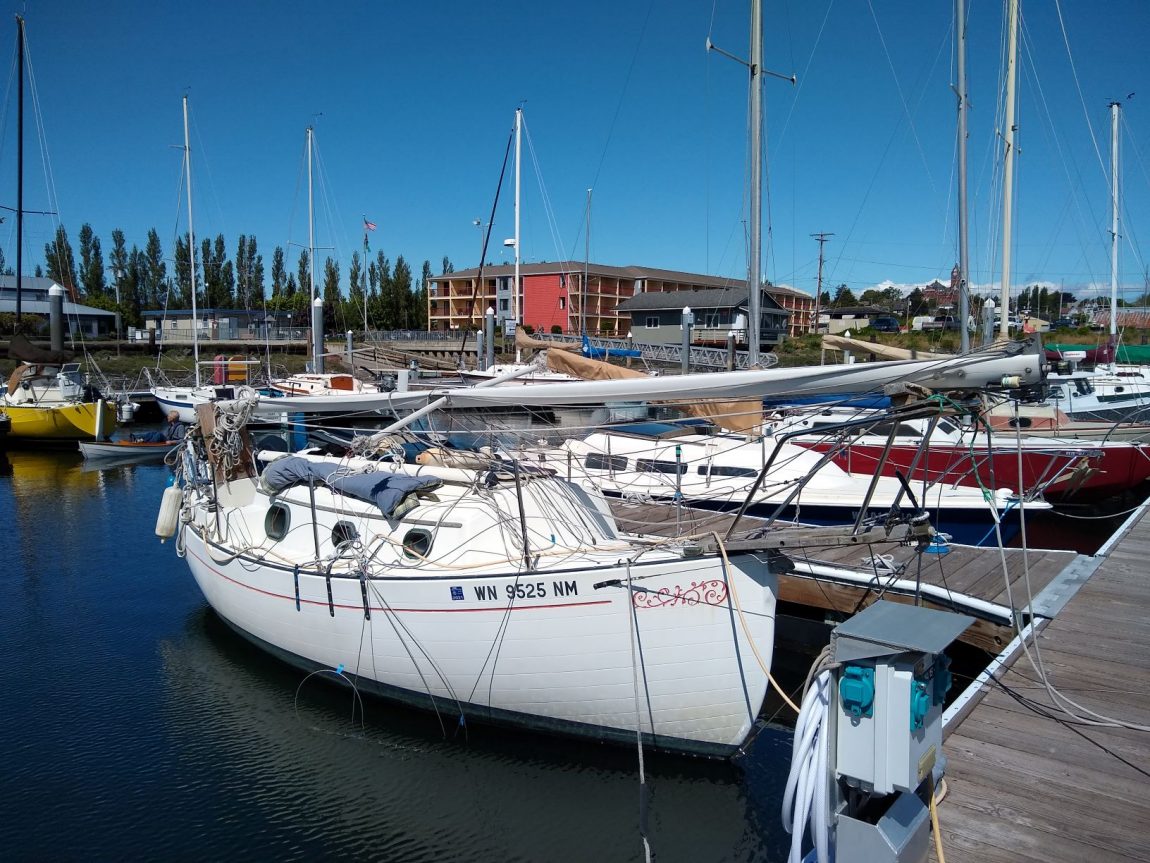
[{"left": 811, "top": 232, "right": 834, "bottom": 334}]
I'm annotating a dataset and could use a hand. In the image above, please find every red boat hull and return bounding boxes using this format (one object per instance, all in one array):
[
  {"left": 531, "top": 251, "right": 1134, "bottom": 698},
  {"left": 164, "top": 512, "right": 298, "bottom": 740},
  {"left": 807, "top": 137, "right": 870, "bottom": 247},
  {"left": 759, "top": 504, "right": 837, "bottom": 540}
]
[{"left": 797, "top": 440, "right": 1150, "bottom": 502}]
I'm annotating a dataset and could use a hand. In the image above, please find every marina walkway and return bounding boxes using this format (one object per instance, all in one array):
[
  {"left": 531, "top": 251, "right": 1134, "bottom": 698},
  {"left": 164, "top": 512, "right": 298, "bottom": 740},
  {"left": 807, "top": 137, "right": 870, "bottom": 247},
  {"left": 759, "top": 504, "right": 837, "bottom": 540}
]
[{"left": 934, "top": 507, "right": 1150, "bottom": 862}]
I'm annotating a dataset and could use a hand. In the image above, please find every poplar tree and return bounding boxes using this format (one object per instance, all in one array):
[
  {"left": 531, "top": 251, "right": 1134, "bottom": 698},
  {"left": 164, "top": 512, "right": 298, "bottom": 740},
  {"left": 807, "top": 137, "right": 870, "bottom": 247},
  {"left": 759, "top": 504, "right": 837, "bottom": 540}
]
[
  {"left": 348, "top": 251, "right": 364, "bottom": 327},
  {"left": 78, "top": 224, "right": 107, "bottom": 299},
  {"left": 44, "top": 225, "right": 79, "bottom": 294},
  {"left": 110, "top": 229, "right": 130, "bottom": 310},
  {"left": 296, "top": 249, "right": 312, "bottom": 299},
  {"left": 418, "top": 260, "right": 433, "bottom": 329},
  {"left": 247, "top": 236, "right": 264, "bottom": 304},
  {"left": 322, "top": 256, "right": 341, "bottom": 332},
  {"left": 390, "top": 255, "right": 412, "bottom": 329},
  {"left": 143, "top": 230, "right": 166, "bottom": 310},
  {"left": 174, "top": 234, "right": 193, "bottom": 307},
  {"left": 270, "top": 246, "right": 287, "bottom": 300}
]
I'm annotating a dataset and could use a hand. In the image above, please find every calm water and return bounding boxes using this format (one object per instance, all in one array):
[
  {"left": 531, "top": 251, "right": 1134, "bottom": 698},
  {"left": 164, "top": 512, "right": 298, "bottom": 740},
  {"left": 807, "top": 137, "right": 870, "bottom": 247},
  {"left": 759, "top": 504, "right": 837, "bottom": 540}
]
[{"left": 0, "top": 449, "right": 794, "bottom": 862}]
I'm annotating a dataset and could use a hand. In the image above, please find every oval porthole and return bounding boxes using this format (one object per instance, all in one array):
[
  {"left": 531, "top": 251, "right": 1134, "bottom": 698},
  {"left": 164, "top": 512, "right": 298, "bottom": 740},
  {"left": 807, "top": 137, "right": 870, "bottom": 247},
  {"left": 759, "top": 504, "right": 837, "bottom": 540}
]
[
  {"left": 265, "top": 504, "right": 290, "bottom": 540},
  {"left": 332, "top": 521, "right": 359, "bottom": 549},
  {"left": 401, "top": 528, "right": 433, "bottom": 559},
  {"left": 1008, "top": 417, "right": 1033, "bottom": 429}
]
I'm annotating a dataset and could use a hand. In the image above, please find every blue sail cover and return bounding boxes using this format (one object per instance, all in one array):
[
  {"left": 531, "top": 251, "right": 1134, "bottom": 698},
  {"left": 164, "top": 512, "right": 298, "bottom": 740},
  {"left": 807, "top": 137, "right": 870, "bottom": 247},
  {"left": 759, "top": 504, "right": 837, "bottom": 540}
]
[{"left": 262, "top": 456, "right": 441, "bottom": 516}]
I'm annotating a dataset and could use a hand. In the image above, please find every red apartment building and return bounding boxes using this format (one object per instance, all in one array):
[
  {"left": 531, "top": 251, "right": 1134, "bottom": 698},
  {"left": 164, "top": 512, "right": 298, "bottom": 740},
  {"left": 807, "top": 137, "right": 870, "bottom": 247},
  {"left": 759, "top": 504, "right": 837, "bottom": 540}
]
[{"left": 427, "top": 262, "right": 814, "bottom": 341}]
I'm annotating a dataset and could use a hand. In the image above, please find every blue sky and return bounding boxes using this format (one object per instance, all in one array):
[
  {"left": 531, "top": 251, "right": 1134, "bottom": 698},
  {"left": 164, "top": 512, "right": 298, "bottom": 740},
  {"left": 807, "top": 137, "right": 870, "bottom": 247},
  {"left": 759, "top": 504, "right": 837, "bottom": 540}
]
[{"left": 0, "top": 0, "right": 1147, "bottom": 302}]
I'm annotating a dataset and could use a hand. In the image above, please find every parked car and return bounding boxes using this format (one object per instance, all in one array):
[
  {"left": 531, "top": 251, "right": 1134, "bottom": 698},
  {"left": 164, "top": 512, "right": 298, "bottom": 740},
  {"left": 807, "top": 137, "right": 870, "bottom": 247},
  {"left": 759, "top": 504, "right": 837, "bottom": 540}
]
[
  {"left": 922, "top": 315, "right": 962, "bottom": 332},
  {"left": 1052, "top": 317, "right": 1075, "bottom": 329},
  {"left": 869, "top": 316, "right": 901, "bottom": 333}
]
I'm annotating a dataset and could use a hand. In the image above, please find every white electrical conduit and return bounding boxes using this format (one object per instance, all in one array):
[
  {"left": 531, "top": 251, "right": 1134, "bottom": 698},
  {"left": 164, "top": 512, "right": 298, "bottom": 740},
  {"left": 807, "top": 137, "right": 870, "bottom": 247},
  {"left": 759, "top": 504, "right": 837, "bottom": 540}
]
[{"left": 781, "top": 670, "right": 832, "bottom": 863}]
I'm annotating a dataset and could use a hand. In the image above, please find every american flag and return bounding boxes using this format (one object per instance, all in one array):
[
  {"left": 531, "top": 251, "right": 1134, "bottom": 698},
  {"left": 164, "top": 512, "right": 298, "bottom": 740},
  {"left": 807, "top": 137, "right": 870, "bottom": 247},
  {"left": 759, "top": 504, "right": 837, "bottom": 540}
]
[{"left": 363, "top": 218, "right": 377, "bottom": 232}]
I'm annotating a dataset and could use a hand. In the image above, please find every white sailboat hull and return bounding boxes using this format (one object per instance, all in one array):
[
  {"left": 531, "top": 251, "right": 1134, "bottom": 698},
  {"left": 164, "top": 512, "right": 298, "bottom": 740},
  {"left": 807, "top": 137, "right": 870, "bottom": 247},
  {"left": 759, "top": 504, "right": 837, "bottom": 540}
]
[{"left": 182, "top": 523, "right": 776, "bottom": 755}]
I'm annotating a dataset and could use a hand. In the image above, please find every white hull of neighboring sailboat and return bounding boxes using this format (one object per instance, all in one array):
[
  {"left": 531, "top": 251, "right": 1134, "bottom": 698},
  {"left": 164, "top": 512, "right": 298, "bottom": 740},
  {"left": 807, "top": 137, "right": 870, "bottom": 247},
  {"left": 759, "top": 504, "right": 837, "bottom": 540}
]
[{"left": 153, "top": 384, "right": 254, "bottom": 423}]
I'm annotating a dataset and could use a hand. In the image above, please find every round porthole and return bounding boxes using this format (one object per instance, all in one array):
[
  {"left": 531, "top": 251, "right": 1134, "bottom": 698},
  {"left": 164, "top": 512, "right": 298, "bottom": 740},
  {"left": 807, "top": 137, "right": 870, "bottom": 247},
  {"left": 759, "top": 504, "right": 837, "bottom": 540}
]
[
  {"left": 265, "top": 504, "right": 290, "bottom": 540},
  {"left": 1008, "top": 417, "right": 1033, "bottom": 428},
  {"left": 332, "top": 521, "right": 359, "bottom": 548},
  {"left": 401, "top": 528, "right": 433, "bottom": 559}
]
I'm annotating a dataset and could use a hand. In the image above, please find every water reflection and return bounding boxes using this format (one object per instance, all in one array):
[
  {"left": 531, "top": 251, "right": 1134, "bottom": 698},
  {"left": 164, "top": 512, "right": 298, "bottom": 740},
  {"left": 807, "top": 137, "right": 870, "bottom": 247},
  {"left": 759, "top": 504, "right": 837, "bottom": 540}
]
[{"left": 158, "top": 607, "right": 790, "bottom": 862}]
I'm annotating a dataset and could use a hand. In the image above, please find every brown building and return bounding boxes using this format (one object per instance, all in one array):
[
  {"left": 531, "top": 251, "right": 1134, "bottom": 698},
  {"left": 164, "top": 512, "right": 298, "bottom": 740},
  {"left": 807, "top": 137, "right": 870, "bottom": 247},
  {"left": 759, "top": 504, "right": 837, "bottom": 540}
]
[
  {"left": 427, "top": 262, "right": 814, "bottom": 342},
  {"left": 922, "top": 264, "right": 962, "bottom": 307}
]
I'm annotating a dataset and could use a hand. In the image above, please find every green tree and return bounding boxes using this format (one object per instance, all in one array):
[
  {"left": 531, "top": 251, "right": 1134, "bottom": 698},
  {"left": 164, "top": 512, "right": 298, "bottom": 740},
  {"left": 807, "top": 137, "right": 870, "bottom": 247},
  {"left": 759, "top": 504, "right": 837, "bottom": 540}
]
[
  {"left": 78, "top": 224, "right": 107, "bottom": 299},
  {"left": 830, "top": 284, "right": 857, "bottom": 308},
  {"left": 270, "top": 246, "right": 287, "bottom": 300},
  {"left": 174, "top": 233, "right": 194, "bottom": 307},
  {"left": 391, "top": 255, "right": 412, "bottom": 329},
  {"left": 201, "top": 234, "right": 233, "bottom": 308},
  {"left": 441, "top": 255, "right": 454, "bottom": 275},
  {"left": 235, "top": 234, "right": 249, "bottom": 307},
  {"left": 369, "top": 250, "right": 391, "bottom": 329},
  {"left": 296, "top": 249, "right": 312, "bottom": 300},
  {"left": 44, "top": 225, "right": 79, "bottom": 294},
  {"left": 418, "top": 260, "right": 432, "bottom": 329},
  {"left": 906, "top": 287, "right": 926, "bottom": 316},
  {"left": 321, "top": 256, "right": 341, "bottom": 331},
  {"left": 142, "top": 229, "right": 166, "bottom": 310},
  {"left": 348, "top": 251, "right": 365, "bottom": 330},
  {"left": 248, "top": 236, "right": 264, "bottom": 304},
  {"left": 109, "top": 230, "right": 130, "bottom": 310}
]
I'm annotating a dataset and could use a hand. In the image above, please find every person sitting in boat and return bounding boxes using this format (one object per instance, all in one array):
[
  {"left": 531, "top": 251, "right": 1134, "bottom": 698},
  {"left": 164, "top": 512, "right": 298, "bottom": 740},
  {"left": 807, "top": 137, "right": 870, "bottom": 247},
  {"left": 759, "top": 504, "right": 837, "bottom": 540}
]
[{"left": 137, "top": 410, "right": 186, "bottom": 443}]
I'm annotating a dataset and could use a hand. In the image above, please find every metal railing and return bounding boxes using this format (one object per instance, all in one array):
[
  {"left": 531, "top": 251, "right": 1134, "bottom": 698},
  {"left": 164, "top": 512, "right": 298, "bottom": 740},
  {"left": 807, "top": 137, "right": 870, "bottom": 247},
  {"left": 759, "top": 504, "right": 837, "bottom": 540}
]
[{"left": 528, "top": 331, "right": 780, "bottom": 370}]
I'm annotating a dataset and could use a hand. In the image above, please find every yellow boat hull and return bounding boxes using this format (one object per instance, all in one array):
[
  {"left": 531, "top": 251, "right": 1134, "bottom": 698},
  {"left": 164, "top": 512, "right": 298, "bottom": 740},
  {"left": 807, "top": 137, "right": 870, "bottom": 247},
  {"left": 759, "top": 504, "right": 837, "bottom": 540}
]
[{"left": 3, "top": 400, "right": 118, "bottom": 441}]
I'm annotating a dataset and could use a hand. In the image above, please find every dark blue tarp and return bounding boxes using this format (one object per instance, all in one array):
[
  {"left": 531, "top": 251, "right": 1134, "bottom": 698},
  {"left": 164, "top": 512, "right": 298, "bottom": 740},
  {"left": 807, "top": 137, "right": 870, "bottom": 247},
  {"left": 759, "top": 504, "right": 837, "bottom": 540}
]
[{"left": 262, "top": 456, "right": 441, "bottom": 516}]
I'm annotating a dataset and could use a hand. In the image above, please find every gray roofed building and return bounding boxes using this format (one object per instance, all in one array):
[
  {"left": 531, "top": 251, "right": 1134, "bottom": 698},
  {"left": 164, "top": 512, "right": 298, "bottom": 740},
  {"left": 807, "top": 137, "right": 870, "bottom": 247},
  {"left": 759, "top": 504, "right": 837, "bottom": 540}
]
[{"left": 0, "top": 276, "right": 116, "bottom": 338}]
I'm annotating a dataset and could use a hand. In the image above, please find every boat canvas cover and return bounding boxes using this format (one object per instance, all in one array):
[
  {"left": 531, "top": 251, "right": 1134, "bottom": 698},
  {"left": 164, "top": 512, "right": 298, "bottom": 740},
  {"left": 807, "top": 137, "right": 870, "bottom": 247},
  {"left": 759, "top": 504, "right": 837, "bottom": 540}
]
[
  {"left": 544, "top": 348, "right": 764, "bottom": 434},
  {"left": 261, "top": 456, "right": 441, "bottom": 516},
  {"left": 6, "top": 333, "right": 75, "bottom": 365}
]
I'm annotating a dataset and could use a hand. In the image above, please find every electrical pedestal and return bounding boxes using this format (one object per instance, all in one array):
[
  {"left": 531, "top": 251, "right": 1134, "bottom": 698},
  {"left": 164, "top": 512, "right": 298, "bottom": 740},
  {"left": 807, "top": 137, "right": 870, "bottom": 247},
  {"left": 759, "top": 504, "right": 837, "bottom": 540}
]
[{"left": 830, "top": 601, "right": 971, "bottom": 863}]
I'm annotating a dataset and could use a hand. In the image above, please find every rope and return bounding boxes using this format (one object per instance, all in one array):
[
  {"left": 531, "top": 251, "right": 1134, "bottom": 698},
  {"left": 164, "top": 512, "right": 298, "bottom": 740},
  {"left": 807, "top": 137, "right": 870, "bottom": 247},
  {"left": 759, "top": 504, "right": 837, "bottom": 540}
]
[
  {"left": 712, "top": 531, "right": 800, "bottom": 714},
  {"left": 624, "top": 561, "right": 653, "bottom": 863}
]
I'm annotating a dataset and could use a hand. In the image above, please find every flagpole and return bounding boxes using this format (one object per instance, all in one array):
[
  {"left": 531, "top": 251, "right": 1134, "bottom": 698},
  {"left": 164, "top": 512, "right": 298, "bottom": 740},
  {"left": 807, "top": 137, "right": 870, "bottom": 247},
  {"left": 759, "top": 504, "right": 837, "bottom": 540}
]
[{"left": 362, "top": 215, "right": 369, "bottom": 338}]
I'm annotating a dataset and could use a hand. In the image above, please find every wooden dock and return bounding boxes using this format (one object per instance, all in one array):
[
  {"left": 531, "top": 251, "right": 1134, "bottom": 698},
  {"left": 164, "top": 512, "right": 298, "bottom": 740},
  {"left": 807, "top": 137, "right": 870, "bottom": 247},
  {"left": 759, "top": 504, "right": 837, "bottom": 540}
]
[
  {"left": 608, "top": 498, "right": 1150, "bottom": 860},
  {"left": 932, "top": 504, "right": 1150, "bottom": 862}
]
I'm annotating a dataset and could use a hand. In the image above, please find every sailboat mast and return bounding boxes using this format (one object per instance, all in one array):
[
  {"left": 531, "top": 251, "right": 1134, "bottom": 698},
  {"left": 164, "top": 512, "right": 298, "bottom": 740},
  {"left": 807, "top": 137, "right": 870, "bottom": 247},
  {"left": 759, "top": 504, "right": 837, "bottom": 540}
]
[
  {"left": 307, "top": 127, "right": 316, "bottom": 301},
  {"left": 307, "top": 126, "right": 320, "bottom": 372},
  {"left": 956, "top": 0, "right": 971, "bottom": 352},
  {"left": 15, "top": 16, "right": 23, "bottom": 323},
  {"left": 1109, "top": 101, "right": 1120, "bottom": 342},
  {"left": 183, "top": 95, "right": 201, "bottom": 387},
  {"left": 584, "top": 189, "right": 591, "bottom": 336},
  {"left": 747, "top": 0, "right": 763, "bottom": 365},
  {"left": 998, "top": 0, "right": 1019, "bottom": 338},
  {"left": 513, "top": 107, "right": 521, "bottom": 334}
]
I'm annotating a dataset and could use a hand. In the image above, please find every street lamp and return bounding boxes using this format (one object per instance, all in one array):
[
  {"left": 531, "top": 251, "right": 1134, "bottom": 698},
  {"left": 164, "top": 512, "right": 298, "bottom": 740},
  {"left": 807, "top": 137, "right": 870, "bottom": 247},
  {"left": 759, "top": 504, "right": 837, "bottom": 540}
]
[{"left": 473, "top": 218, "right": 489, "bottom": 264}]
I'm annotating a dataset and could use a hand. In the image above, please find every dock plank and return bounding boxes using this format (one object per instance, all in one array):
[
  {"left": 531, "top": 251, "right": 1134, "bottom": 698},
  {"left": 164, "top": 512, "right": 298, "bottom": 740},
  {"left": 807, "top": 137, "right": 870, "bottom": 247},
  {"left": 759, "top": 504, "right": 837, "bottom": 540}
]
[{"left": 935, "top": 507, "right": 1150, "bottom": 862}]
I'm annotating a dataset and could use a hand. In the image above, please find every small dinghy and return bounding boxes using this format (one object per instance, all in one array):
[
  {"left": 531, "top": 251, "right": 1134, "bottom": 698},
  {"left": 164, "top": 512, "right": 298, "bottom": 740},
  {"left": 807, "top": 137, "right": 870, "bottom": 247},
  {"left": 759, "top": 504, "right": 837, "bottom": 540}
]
[{"left": 78, "top": 439, "right": 180, "bottom": 461}]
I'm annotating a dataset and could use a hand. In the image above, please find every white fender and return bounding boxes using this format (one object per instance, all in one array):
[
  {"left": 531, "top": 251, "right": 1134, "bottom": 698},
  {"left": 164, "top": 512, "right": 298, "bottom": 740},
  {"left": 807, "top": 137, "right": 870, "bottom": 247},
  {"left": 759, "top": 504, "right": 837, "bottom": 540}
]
[{"left": 155, "top": 485, "right": 184, "bottom": 541}]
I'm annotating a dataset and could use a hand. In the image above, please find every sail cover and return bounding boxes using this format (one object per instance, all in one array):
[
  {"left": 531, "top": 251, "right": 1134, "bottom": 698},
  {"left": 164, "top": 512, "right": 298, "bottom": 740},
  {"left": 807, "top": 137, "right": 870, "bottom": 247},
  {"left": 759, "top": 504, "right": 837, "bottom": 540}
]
[{"left": 246, "top": 343, "right": 1043, "bottom": 417}]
